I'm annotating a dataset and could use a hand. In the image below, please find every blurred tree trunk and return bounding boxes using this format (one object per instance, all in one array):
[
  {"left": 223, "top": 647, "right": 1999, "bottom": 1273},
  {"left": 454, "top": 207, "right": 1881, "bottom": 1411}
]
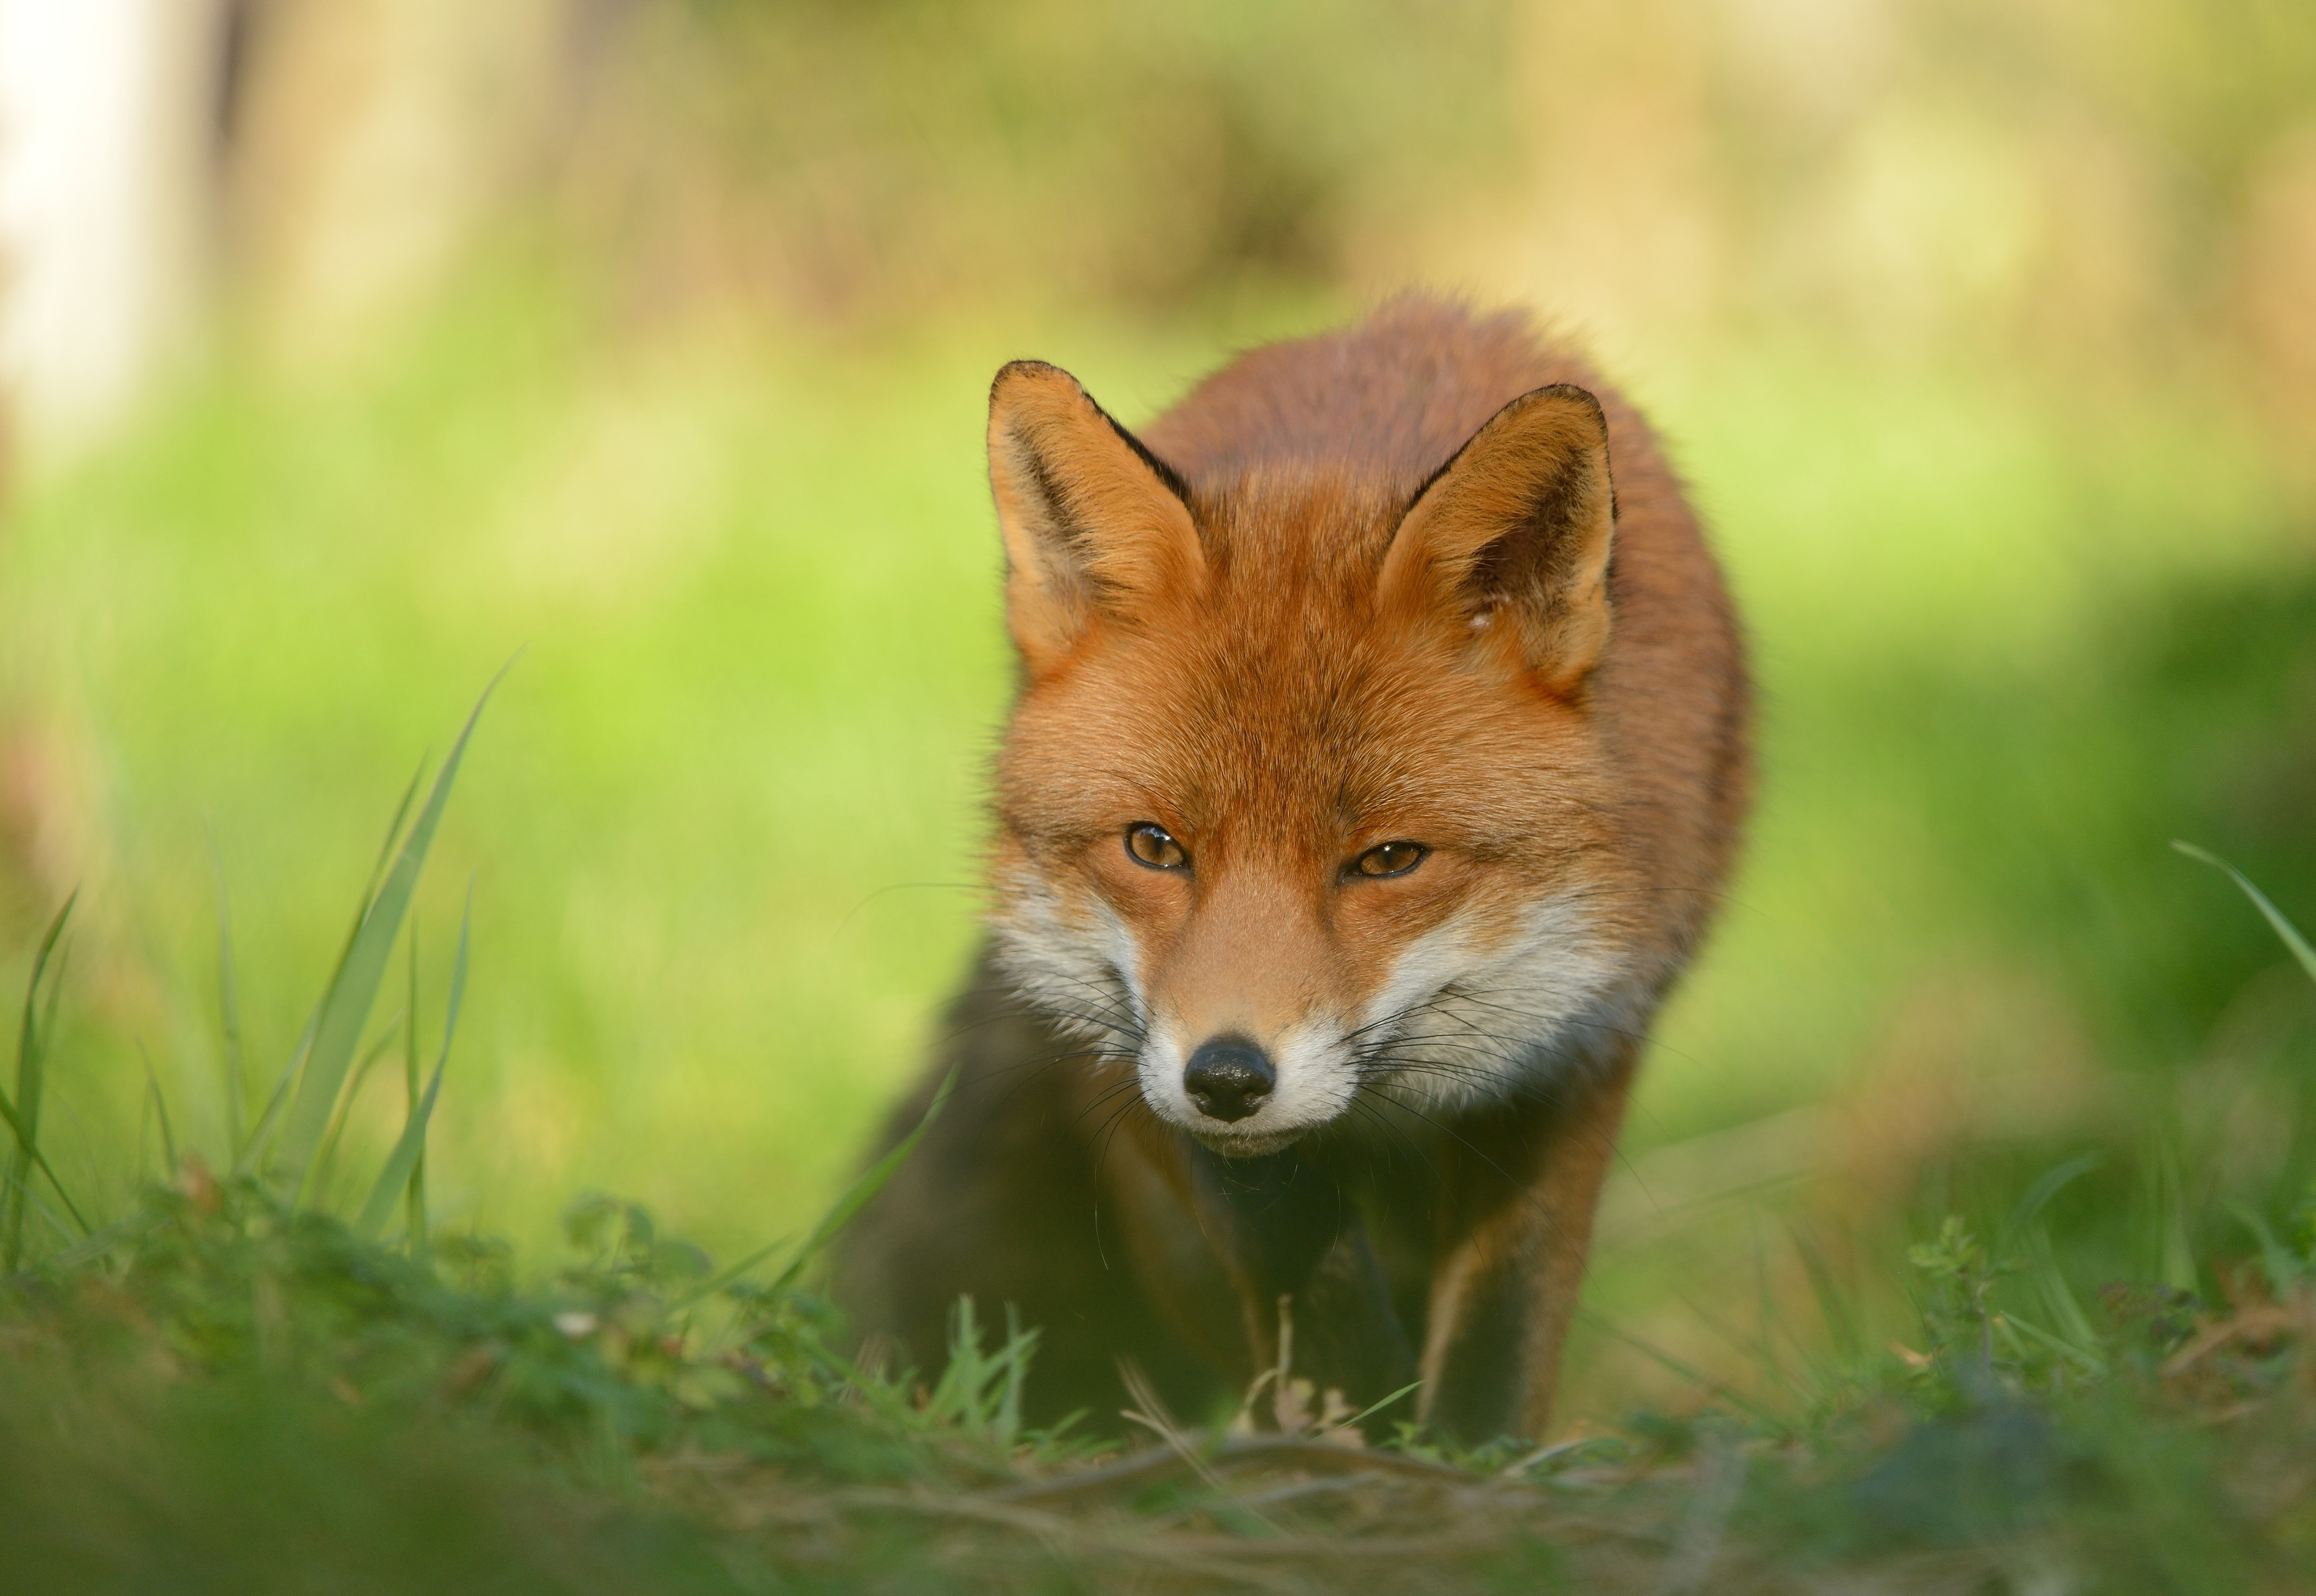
[
  {"left": 0, "top": 0, "right": 225, "bottom": 464},
  {"left": 0, "top": 0, "right": 225, "bottom": 925}
]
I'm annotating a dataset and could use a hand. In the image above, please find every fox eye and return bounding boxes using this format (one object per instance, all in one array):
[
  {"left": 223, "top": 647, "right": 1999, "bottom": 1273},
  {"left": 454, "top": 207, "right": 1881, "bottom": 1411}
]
[
  {"left": 1125, "top": 823, "right": 1188, "bottom": 871},
  {"left": 1352, "top": 841, "right": 1428, "bottom": 879}
]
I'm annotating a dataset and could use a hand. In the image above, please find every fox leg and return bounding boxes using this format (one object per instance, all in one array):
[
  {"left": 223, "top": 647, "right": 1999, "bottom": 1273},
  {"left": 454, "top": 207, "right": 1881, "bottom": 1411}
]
[
  {"left": 1279, "top": 1222, "right": 1418, "bottom": 1435},
  {"left": 1415, "top": 1047, "right": 1639, "bottom": 1443},
  {"left": 1190, "top": 1148, "right": 1416, "bottom": 1430}
]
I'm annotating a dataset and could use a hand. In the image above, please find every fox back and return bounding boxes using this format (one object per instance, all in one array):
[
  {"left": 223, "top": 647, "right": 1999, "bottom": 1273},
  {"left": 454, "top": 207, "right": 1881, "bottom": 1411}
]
[{"left": 838, "top": 296, "right": 1748, "bottom": 1442}]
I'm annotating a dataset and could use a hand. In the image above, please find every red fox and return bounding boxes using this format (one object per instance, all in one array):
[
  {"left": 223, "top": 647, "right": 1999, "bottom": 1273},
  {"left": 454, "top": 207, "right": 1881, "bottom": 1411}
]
[{"left": 836, "top": 296, "right": 1749, "bottom": 1443}]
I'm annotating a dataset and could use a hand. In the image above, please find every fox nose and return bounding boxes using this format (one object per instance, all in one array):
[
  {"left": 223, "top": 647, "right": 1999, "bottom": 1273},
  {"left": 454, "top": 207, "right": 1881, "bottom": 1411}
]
[{"left": 1183, "top": 1036, "right": 1275, "bottom": 1123}]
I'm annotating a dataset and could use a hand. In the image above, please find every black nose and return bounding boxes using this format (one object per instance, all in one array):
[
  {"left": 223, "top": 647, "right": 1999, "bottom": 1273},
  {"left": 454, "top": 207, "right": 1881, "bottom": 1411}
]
[{"left": 1183, "top": 1036, "right": 1275, "bottom": 1123}]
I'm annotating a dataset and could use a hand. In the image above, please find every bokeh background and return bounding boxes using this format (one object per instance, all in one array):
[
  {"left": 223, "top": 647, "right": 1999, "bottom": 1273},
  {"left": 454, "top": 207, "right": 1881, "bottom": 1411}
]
[{"left": 1, "top": 0, "right": 2311, "bottom": 1431}]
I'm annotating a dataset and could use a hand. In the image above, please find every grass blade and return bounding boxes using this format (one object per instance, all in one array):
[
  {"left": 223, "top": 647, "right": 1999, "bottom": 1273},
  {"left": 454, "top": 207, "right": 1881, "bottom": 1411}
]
[
  {"left": 3, "top": 896, "right": 67, "bottom": 1266},
  {"left": 0, "top": 1090, "right": 86, "bottom": 1243},
  {"left": 277, "top": 669, "right": 507, "bottom": 1194},
  {"left": 2002, "top": 1152, "right": 2102, "bottom": 1246},
  {"left": 998, "top": 1304, "right": 1028, "bottom": 1445},
  {"left": 773, "top": 1063, "right": 955, "bottom": 1292},
  {"left": 353, "top": 888, "right": 471, "bottom": 1243},
  {"left": 3, "top": 894, "right": 89, "bottom": 1265},
  {"left": 2174, "top": 842, "right": 2316, "bottom": 985},
  {"left": 403, "top": 923, "right": 427, "bottom": 1250},
  {"left": 1997, "top": 1307, "right": 2106, "bottom": 1377},
  {"left": 2024, "top": 1225, "right": 2100, "bottom": 1349},
  {"left": 1790, "top": 1222, "right": 1863, "bottom": 1366},
  {"left": 309, "top": 1018, "right": 407, "bottom": 1210},
  {"left": 351, "top": 1051, "right": 444, "bottom": 1243},
  {"left": 366, "top": 762, "right": 427, "bottom": 910},
  {"left": 0, "top": 1166, "right": 77, "bottom": 1250},
  {"left": 672, "top": 1065, "right": 958, "bottom": 1311},
  {"left": 139, "top": 1041, "right": 179, "bottom": 1176},
  {"left": 42, "top": 1210, "right": 161, "bottom": 1272},
  {"left": 1345, "top": 1379, "right": 1423, "bottom": 1430},
  {"left": 233, "top": 1009, "right": 315, "bottom": 1177},
  {"left": 239, "top": 762, "right": 419, "bottom": 1175},
  {"left": 2153, "top": 1136, "right": 2197, "bottom": 1296}
]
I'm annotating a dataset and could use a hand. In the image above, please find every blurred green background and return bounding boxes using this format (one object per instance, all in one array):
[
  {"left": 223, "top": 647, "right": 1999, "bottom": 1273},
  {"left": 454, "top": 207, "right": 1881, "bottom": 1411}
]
[{"left": 1, "top": 0, "right": 2312, "bottom": 1431}]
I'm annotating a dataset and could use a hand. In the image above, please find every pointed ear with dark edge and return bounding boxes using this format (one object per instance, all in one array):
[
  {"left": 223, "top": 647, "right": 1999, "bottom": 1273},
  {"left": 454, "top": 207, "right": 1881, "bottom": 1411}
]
[
  {"left": 1376, "top": 384, "right": 1616, "bottom": 692},
  {"left": 987, "top": 360, "right": 1203, "bottom": 672}
]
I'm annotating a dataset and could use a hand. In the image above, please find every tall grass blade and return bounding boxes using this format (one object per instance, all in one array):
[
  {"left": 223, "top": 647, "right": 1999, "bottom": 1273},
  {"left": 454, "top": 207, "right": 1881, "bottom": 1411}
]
[
  {"left": 233, "top": 1010, "right": 314, "bottom": 1176},
  {"left": 353, "top": 889, "right": 470, "bottom": 1243},
  {"left": 673, "top": 1065, "right": 958, "bottom": 1310},
  {"left": 238, "top": 763, "right": 421, "bottom": 1175},
  {"left": 42, "top": 1210, "right": 161, "bottom": 1272},
  {"left": 276, "top": 671, "right": 505, "bottom": 1194},
  {"left": 139, "top": 1042, "right": 178, "bottom": 1176},
  {"left": 1789, "top": 1222, "right": 1862, "bottom": 1365},
  {"left": 1748, "top": 1217, "right": 1797, "bottom": 1396},
  {"left": 3, "top": 896, "right": 64, "bottom": 1266},
  {"left": 403, "top": 925, "right": 426, "bottom": 1250},
  {"left": 1997, "top": 1307, "right": 2105, "bottom": 1377},
  {"left": 998, "top": 1303, "right": 1027, "bottom": 1445},
  {"left": 2023, "top": 1226, "right": 2100, "bottom": 1351},
  {"left": 1346, "top": 1379, "right": 1424, "bottom": 1431},
  {"left": 2, "top": 894, "right": 89, "bottom": 1266},
  {"left": 2153, "top": 1138, "right": 2197, "bottom": 1296},
  {"left": 363, "top": 763, "right": 427, "bottom": 925},
  {"left": 0, "top": 1167, "right": 76, "bottom": 1250},
  {"left": 350, "top": 1058, "right": 442, "bottom": 1245},
  {"left": 2174, "top": 842, "right": 2316, "bottom": 985},
  {"left": 2002, "top": 1152, "right": 2101, "bottom": 1246},
  {"left": 773, "top": 1063, "right": 955, "bottom": 1292},
  {"left": 309, "top": 1018, "right": 406, "bottom": 1210}
]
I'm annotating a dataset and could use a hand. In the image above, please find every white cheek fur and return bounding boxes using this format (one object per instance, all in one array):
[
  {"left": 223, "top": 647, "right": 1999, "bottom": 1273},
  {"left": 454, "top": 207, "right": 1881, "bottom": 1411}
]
[
  {"left": 987, "top": 863, "right": 1144, "bottom": 1053},
  {"left": 1134, "top": 1022, "right": 1195, "bottom": 1122},
  {"left": 1262, "top": 1018, "right": 1362, "bottom": 1127},
  {"left": 1350, "top": 891, "right": 1632, "bottom": 1111}
]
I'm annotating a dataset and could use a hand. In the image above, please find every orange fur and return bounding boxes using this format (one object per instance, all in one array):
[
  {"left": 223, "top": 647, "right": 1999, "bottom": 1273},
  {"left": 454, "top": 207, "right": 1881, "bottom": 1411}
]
[{"left": 837, "top": 296, "right": 1749, "bottom": 1442}]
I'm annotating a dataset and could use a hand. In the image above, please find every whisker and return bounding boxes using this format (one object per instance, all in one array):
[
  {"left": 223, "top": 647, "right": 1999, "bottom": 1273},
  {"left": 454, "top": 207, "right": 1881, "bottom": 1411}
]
[{"left": 1070, "top": 1073, "right": 1151, "bottom": 1132}]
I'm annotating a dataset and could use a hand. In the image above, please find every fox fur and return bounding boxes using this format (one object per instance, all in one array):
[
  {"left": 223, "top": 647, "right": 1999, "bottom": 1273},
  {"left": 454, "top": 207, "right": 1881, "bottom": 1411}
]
[{"left": 834, "top": 296, "right": 1749, "bottom": 1443}]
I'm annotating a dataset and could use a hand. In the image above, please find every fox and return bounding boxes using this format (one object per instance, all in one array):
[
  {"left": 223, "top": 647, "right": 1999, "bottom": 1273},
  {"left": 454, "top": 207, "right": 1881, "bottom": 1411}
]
[{"left": 834, "top": 295, "right": 1749, "bottom": 1444}]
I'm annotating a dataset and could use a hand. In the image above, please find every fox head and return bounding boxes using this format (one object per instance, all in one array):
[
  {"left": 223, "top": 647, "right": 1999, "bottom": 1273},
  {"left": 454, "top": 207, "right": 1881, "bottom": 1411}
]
[{"left": 981, "top": 358, "right": 1652, "bottom": 1157}]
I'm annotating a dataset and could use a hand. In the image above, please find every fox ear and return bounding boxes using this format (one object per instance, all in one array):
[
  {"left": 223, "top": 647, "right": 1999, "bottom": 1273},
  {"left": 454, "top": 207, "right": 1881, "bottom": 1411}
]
[
  {"left": 1377, "top": 384, "right": 1616, "bottom": 692},
  {"left": 987, "top": 361, "right": 1203, "bottom": 672}
]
